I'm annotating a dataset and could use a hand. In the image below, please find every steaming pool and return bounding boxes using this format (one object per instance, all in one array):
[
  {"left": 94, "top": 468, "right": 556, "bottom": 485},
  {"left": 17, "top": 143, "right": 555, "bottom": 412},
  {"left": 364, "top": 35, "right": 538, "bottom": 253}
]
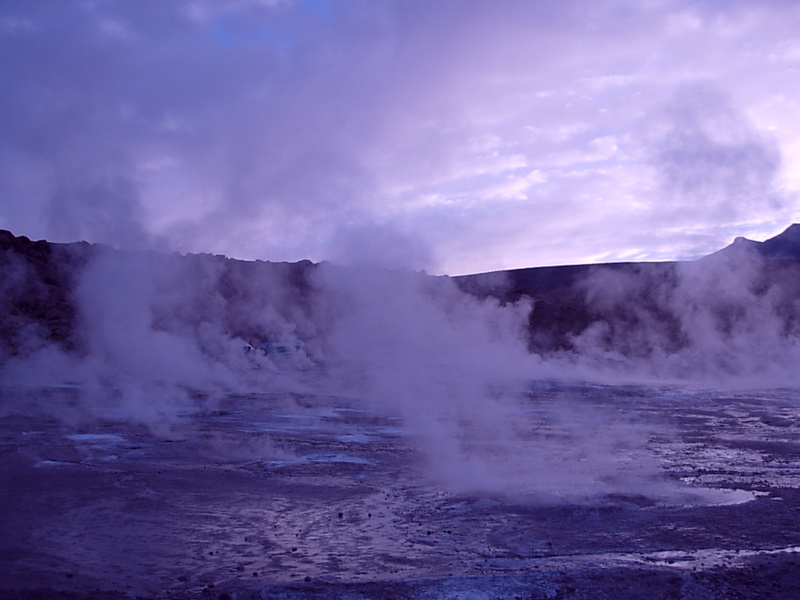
[{"left": 1, "top": 381, "right": 800, "bottom": 599}]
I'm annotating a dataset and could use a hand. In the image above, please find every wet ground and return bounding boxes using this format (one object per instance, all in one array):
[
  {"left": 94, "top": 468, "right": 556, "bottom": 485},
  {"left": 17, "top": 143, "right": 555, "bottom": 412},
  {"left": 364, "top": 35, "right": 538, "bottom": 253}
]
[{"left": 1, "top": 381, "right": 799, "bottom": 599}]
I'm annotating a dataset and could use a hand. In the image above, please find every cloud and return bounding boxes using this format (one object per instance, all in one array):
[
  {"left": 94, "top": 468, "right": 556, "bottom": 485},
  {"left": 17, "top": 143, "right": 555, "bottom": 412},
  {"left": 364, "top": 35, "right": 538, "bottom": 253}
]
[
  {"left": 650, "top": 82, "right": 785, "bottom": 222},
  {"left": 0, "top": 1, "right": 799, "bottom": 273}
]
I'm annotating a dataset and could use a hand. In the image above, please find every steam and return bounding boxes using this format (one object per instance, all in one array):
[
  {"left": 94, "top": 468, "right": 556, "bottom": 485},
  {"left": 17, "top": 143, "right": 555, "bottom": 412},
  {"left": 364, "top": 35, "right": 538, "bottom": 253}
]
[
  {"left": 569, "top": 245, "right": 800, "bottom": 386},
  {"left": 327, "top": 222, "right": 435, "bottom": 271},
  {"left": 302, "top": 263, "right": 676, "bottom": 500},
  {"left": 311, "top": 263, "right": 534, "bottom": 492},
  {"left": 10, "top": 220, "right": 798, "bottom": 501},
  {"left": 0, "top": 246, "right": 313, "bottom": 434},
  {"left": 0, "top": 240, "right": 683, "bottom": 502},
  {"left": 47, "top": 173, "right": 153, "bottom": 251},
  {"left": 6, "top": 227, "right": 800, "bottom": 504},
  {"left": 4, "top": 1, "right": 800, "bottom": 510}
]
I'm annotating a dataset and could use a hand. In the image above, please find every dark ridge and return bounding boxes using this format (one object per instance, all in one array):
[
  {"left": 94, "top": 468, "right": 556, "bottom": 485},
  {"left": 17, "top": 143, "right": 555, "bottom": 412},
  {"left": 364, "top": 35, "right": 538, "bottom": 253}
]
[
  {"left": 0, "top": 231, "right": 99, "bottom": 355},
  {"left": 709, "top": 223, "right": 800, "bottom": 260},
  {"left": 456, "top": 223, "right": 800, "bottom": 354},
  {"left": 759, "top": 223, "right": 800, "bottom": 259},
  {"left": 0, "top": 230, "right": 319, "bottom": 359},
  {"left": 3, "top": 226, "right": 800, "bottom": 360},
  {"left": 456, "top": 261, "right": 683, "bottom": 353}
]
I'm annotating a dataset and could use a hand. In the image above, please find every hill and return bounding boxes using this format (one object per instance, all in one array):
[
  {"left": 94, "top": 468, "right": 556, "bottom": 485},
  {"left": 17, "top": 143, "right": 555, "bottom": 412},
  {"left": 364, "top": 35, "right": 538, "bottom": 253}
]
[
  {"left": 455, "top": 224, "right": 800, "bottom": 356},
  {"left": 3, "top": 226, "right": 800, "bottom": 367},
  {"left": 707, "top": 223, "right": 800, "bottom": 260},
  {"left": 0, "top": 230, "right": 317, "bottom": 360}
]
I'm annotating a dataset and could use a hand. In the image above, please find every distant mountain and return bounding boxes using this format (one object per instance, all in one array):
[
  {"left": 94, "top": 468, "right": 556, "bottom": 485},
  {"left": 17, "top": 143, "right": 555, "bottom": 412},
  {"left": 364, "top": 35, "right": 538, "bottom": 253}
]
[
  {"left": 756, "top": 223, "right": 800, "bottom": 259},
  {"left": 456, "top": 224, "right": 800, "bottom": 355},
  {"left": 709, "top": 223, "right": 800, "bottom": 260}
]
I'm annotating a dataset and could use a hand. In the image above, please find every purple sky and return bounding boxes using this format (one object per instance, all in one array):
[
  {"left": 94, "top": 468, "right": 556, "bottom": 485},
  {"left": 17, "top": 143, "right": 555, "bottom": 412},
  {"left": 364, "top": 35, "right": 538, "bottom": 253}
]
[{"left": 1, "top": 0, "right": 799, "bottom": 275}]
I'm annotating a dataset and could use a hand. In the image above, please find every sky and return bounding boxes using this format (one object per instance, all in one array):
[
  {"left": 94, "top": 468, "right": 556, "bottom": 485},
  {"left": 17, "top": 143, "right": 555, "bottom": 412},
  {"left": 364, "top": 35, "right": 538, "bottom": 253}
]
[{"left": 1, "top": 0, "right": 800, "bottom": 275}]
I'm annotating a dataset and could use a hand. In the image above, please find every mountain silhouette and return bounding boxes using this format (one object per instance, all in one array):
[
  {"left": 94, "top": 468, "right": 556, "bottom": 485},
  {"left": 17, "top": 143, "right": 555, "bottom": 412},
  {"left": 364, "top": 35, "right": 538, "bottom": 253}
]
[{"left": 710, "top": 223, "right": 800, "bottom": 260}]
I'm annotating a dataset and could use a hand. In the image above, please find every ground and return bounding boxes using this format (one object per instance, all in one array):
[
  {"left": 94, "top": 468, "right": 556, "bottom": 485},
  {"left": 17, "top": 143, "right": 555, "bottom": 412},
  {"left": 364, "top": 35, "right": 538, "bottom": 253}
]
[{"left": 1, "top": 382, "right": 799, "bottom": 599}]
